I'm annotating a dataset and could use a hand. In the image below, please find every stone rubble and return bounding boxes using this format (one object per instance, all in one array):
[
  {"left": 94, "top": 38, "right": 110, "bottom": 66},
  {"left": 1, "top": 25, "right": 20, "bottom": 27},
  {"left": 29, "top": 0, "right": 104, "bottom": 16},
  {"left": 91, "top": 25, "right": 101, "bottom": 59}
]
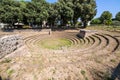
[{"left": 0, "top": 35, "right": 23, "bottom": 58}]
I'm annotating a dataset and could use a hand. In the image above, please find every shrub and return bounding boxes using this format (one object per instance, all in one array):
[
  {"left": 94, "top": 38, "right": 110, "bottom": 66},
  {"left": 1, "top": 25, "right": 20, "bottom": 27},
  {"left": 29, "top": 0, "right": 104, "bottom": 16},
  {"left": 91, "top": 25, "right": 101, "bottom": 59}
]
[
  {"left": 75, "top": 21, "right": 82, "bottom": 28},
  {"left": 115, "top": 12, "right": 120, "bottom": 21},
  {"left": 7, "top": 69, "right": 14, "bottom": 76},
  {"left": 1, "top": 58, "right": 11, "bottom": 63},
  {"left": 112, "top": 20, "right": 120, "bottom": 26},
  {"left": 91, "top": 18, "right": 101, "bottom": 24},
  {"left": 104, "top": 20, "right": 112, "bottom": 25},
  {"left": 81, "top": 70, "right": 86, "bottom": 75}
]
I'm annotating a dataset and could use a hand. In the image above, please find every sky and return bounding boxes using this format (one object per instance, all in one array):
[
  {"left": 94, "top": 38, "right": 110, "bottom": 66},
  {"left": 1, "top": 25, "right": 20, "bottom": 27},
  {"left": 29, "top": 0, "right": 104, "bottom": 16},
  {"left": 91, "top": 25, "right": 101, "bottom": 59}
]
[
  {"left": 96, "top": 0, "right": 120, "bottom": 18},
  {"left": 26, "top": 0, "right": 120, "bottom": 18}
]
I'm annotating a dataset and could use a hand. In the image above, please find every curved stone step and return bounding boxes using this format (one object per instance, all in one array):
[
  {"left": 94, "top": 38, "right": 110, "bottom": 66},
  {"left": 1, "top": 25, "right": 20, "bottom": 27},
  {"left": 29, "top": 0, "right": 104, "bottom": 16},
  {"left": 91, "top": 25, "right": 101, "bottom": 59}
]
[
  {"left": 24, "top": 32, "right": 120, "bottom": 55},
  {"left": 74, "top": 34, "right": 101, "bottom": 53},
  {"left": 79, "top": 34, "right": 102, "bottom": 53},
  {"left": 24, "top": 34, "right": 46, "bottom": 50},
  {"left": 104, "top": 34, "right": 119, "bottom": 52},
  {"left": 89, "top": 34, "right": 109, "bottom": 53}
]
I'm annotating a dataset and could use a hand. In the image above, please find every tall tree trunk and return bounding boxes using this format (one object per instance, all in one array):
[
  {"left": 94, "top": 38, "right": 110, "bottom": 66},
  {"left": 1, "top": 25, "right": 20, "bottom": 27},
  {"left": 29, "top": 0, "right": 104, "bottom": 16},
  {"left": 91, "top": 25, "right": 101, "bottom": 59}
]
[
  {"left": 82, "top": 21, "right": 87, "bottom": 28},
  {"left": 73, "top": 18, "right": 77, "bottom": 27}
]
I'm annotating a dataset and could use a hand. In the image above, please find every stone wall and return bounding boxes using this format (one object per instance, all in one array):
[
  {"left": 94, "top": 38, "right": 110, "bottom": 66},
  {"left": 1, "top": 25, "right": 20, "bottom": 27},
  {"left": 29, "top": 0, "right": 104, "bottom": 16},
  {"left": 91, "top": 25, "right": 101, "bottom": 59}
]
[{"left": 0, "top": 35, "right": 23, "bottom": 59}]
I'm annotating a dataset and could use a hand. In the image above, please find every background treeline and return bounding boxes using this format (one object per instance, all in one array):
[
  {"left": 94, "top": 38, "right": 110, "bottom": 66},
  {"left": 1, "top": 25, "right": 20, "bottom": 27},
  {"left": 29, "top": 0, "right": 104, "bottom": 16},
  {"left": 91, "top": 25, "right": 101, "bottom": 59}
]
[
  {"left": 0, "top": 0, "right": 97, "bottom": 28},
  {"left": 91, "top": 11, "right": 120, "bottom": 26}
]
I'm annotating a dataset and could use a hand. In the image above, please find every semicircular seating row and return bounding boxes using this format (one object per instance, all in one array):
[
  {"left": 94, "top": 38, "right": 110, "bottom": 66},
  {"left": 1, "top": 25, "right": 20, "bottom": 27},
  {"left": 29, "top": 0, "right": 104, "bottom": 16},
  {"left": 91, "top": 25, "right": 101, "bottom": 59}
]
[{"left": 24, "top": 32, "right": 120, "bottom": 54}]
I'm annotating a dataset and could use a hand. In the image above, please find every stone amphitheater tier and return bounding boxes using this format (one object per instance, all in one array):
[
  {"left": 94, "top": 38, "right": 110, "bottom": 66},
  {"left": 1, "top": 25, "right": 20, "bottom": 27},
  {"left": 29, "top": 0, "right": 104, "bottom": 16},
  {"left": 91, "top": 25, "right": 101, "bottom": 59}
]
[
  {"left": 0, "top": 35, "right": 23, "bottom": 58},
  {"left": 24, "top": 30, "right": 119, "bottom": 54},
  {"left": 22, "top": 30, "right": 120, "bottom": 80}
]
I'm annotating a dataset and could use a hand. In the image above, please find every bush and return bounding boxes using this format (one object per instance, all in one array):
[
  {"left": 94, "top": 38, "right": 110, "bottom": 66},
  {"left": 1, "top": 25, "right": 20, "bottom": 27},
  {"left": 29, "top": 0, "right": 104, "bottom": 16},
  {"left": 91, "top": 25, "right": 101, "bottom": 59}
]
[
  {"left": 23, "top": 25, "right": 31, "bottom": 29},
  {"left": 115, "top": 12, "right": 120, "bottom": 21},
  {"left": 91, "top": 18, "right": 101, "bottom": 24},
  {"left": 75, "top": 21, "right": 82, "bottom": 28},
  {"left": 81, "top": 70, "right": 86, "bottom": 75},
  {"left": 112, "top": 20, "right": 120, "bottom": 26},
  {"left": 104, "top": 20, "right": 112, "bottom": 25}
]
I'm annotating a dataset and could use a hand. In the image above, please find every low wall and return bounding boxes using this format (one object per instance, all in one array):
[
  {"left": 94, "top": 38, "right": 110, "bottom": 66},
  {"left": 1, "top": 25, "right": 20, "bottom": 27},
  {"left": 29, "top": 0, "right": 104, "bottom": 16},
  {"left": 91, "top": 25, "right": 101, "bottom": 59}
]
[{"left": 0, "top": 35, "right": 23, "bottom": 59}]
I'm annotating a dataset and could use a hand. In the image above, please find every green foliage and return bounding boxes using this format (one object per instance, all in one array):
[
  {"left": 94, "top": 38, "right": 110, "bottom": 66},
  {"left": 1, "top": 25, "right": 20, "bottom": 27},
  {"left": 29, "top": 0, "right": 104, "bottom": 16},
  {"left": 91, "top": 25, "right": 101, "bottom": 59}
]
[
  {"left": 7, "top": 69, "right": 14, "bottom": 76},
  {"left": 81, "top": 70, "right": 89, "bottom": 80},
  {"left": 100, "top": 11, "right": 112, "bottom": 25},
  {"left": 72, "top": 0, "right": 97, "bottom": 28},
  {"left": 80, "top": 0, "right": 97, "bottom": 28},
  {"left": 112, "top": 20, "right": 120, "bottom": 26},
  {"left": 115, "top": 12, "right": 120, "bottom": 21},
  {"left": 0, "top": 0, "right": 97, "bottom": 28},
  {"left": 47, "top": 3, "right": 59, "bottom": 27},
  {"left": 87, "top": 25, "right": 120, "bottom": 32},
  {"left": 57, "top": 0, "right": 74, "bottom": 25},
  {"left": 104, "top": 19, "right": 112, "bottom": 25},
  {"left": 91, "top": 18, "right": 101, "bottom": 24},
  {"left": 0, "top": 0, "right": 25, "bottom": 23},
  {"left": 75, "top": 21, "right": 82, "bottom": 28},
  {"left": 100, "top": 11, "right": 112, "bottom": 21},
  {"left": 110, "top": 59, "right": 116, "bottom": 62},
  {"left": 81, "top": 70, "right": 86, "bottom": 75},
  {"left": 85, "top": 77, "right": 89, "bottom": 80},
  {"left": 0, "top": 58, "right": 11, "bottom": 64},
  {"left": 0, "top": 0, "right": 49, "bottom": 25}
]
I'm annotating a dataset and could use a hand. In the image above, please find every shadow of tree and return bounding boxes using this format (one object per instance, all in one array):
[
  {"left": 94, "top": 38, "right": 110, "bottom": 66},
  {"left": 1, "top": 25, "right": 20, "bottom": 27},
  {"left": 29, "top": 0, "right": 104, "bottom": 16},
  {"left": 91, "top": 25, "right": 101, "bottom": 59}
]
[
  {"left": 0, "top": 76, "right": 10, "bottom": 80},
  {"left": 111, "top": 63, "right": 120, "bottom": 80},
  {"left": 2, "top": 29, "right": 14, "bottom": 32},
  {"left": 0, "top": 76, "right": 2, "bottom": 80}
]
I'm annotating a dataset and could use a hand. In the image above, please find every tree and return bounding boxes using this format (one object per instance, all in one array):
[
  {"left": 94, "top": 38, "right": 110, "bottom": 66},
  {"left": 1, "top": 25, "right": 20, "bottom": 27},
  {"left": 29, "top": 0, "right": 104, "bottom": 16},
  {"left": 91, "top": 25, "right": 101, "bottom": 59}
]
[
  {"left": 80, "top": 0, "right": 97, "bottom": 28},
  {"left": 115, "top": 12, "right": 120, "bottom": 21},
  {"left": 32, "top": 0, "right": 45, "bottom": 2},
  {"left": 57, "top": 0, "right": 74, "bottom": 26},
  {"left": 0, "top": 0, "right": 97, "bottom": 29},
  {"left": 0, "top": 0, "right": 24, "bottom": 24},
  {"left": 100, "top": 11, "right": 112, "bottom": 25},
  {"left": 72, "top": 0, "right": 82, "bottom": 26},
  {"left": 47, "top": 3, "right": 59, "bottom": 28},
  {"left": 25, "top": 0, "right": 49, "bottom": 27}
]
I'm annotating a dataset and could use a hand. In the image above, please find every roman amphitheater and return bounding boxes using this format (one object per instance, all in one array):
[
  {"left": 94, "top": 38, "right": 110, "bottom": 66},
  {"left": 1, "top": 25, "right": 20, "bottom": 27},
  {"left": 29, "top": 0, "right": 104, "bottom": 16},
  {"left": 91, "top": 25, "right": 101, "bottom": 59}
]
[{"left": 0, "top": 29, "right": 120, "bottom": 80}]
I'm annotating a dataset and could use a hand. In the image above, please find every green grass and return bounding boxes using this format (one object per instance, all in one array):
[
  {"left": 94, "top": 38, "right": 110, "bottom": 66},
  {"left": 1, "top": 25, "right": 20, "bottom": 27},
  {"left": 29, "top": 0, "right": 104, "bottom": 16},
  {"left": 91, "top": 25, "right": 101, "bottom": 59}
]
[
  {"left": 0, "top": 58, "right": 11, "bottom": 64},
  {"left": 38, "top": 38, "right": 72, "bottom": 50},
  {"left": 81, "top": 70, "right": 86, "bottom": 75},
  {"left": 7, "top": 69, "right": 14, "bottom": 76},
  {"left": 110, "top": 59, "right": 116, "bottom": 63}
]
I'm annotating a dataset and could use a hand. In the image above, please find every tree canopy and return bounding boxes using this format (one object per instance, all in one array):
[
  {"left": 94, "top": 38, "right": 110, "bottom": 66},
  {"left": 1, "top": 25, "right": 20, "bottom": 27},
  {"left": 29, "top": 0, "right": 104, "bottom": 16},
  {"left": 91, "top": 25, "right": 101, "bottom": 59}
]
[
  {"left": 0, "top": 0, "right": 97, "bottom": 28},
  {"left": 100, "top": 11, "right": 112, "bottom": 25},
  {"left": 115, "top": 12, "right": 120, "bottom": 21}
]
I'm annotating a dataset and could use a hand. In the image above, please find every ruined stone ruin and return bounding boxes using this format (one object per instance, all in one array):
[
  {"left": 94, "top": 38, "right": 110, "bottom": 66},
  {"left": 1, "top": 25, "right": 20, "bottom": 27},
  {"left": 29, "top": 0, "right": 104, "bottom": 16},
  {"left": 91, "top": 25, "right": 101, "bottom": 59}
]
[{"left": 0, "top": 35, "right": 23, "bottom": 59}]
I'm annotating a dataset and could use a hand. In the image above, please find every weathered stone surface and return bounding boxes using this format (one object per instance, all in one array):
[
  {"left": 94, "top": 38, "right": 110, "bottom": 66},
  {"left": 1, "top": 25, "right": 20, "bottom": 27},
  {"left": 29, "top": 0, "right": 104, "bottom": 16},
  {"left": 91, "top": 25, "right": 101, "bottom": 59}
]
[
  {"left": 77, "top": 29, "right": 97, "bottom": 38},
  {"left": 0, "top": 35, "right": 23, "bottom": 58}
]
